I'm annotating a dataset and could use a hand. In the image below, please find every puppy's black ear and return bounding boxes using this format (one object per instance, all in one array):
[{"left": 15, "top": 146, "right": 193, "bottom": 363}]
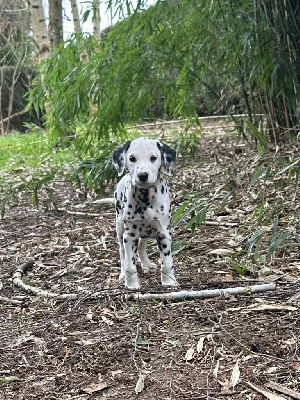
[
  {"left": 113, "top": 141, "right": 131, "bottom": 176},
  {"left": 157, "top": 141, "right": 176, "bottom": 175}
]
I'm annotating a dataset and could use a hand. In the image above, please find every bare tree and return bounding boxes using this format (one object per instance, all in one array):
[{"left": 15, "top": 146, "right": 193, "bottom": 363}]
[
  {"left": 0, "top": 0, "right": 32, "bottom": 135},
  {"left": 49, "top": 0, "right": 63, "bottom": 51},
  {"left": 26, "top": 0, "right": 50, "bottom": 63},
  {"left": 69, "top": 0, "right": 81, "bottom": 33},
  {"left": 93, "top": 0, "right": 100, "bottom": 40}
]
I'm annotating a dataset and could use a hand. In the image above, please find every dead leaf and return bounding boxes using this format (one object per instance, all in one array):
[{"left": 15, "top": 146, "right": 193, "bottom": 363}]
[
  {"left": 135, "top": 374, "right": 145, "bottom": 394},
  {"left": 291, "top": 363, "right": 300, "bottom": 371},
  {"left": 196, "top": 336, "right": 206, "bottom": 353},
  {"left": 110, "top": 370, "right": 123, "bottom": 378},
  {"left": 264, "top": 366, "right": 279, "bottom": 374},
  {"left": 86, "top": 308, "right": 94, "bottom": 321},
  {"left": 247, "top": 303, "right": 297, "bottom": 312},
  {"left": 220, "top": 274, "right": 234, "bottom": 281},
  {"left": 82, "top": 381, "right": 108, "bottom": 394},
  {"left": 165, "top": 339, "right": 182, "bottom": 347},
  {"left": 213, "top": 360, "right": 219, "bottom": 380},
  {"left": 229, "top": 303, "right": 297, "bottom": 313},
  {"left": 101, "top": 316, "right": 114, "bottom": 326},
  {"left": 209, "top": 249, "right": 235, "bottom": 256},
  {"left": 230, "top": 361, "right": 240, "bottom": 389},
  {"left": 185, "top": 346, "right": 195, "bottom": 361}
]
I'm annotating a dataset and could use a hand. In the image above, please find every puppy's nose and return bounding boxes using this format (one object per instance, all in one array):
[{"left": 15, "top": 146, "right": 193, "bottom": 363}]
[{"left": 138, "top": 172, "right": 148, "bottom": 182}]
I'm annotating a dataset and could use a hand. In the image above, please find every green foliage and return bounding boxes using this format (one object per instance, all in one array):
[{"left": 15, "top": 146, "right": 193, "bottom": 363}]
[
  {"left": 74, "top": 139, "right": 120, "bottom": 194},
  {"left": 0, "top": 129, "right": 75, "bottom": 217}
]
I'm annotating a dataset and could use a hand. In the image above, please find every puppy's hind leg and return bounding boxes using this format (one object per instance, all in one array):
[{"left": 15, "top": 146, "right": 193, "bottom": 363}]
[
  {"left": 116, "top": 219, "right": 125, "bottom": 284},
  {"left": 138, "top": 238, "right": 157, "bottom": 273}
]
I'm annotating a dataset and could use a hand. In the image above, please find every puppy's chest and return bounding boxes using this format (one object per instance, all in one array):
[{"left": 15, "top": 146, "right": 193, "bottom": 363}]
[{"left": 119, "top": 184, "right": 171, "bottom": 222}]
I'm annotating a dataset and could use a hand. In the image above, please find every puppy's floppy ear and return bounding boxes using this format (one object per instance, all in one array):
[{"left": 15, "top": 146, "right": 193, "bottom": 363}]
[
  {"left": 157, "top": 141, "right": 176, "bottom": 175},
  {"left": 113, "top": 141, "right": 131, "bottom": 176}
]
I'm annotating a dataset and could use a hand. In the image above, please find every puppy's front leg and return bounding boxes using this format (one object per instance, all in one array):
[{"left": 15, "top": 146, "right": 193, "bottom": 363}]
[
  {"left": 123, "top": 227, "right": 140, "bottom": 289},
  {"left": 157, "top": 231, "right": 177, "bottom": 286}
]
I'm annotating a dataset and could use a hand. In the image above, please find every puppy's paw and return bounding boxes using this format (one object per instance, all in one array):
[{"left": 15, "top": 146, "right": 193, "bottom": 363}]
[
  {"left": 141, "top": 261, "right": 157, "bottom": 273},
  {"left": 125, "top": 273, "right": 141, "bottom": 290},
  {"left": 161, "top": 272, "right": 178, "bottom": 287}
]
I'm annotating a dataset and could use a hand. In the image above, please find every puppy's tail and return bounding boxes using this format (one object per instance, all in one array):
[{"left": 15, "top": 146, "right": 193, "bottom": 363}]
[{"left": 93, "top": 198, "right": 115, "bottom": 205}]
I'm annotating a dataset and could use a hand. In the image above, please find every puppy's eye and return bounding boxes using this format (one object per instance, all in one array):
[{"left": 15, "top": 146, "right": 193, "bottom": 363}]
[
  {"left": 129, "top": 155, "right": 137, "bottom": 163},
  {"left": 150, "top": 155, "right": 157, "bottom": 163}
]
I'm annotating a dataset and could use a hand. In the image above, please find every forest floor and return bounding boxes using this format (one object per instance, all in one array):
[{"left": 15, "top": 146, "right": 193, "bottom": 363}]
[{"left": 0, "top": 120, "right": 300, "bottom": 400}]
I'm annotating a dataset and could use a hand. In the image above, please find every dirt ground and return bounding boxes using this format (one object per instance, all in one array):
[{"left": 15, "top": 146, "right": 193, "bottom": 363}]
[{"left": 0, "top": 125, "right": 300, "bottom": 399}]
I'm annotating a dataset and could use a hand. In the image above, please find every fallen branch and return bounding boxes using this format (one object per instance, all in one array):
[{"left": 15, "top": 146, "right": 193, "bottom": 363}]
[
  {"left": 288, "top": 291, "right": 300, "bottom": 303},
  {"left": 12, "top": 261, "right": 276, "bottom": 302},
  {"left": 129, "top": 283, "right": 276, "bottom": 301},
  {"left": 204, "top": 220, "right": 239, "bottom": 227},
  {"left": 0, "top": 295, "right": 23, "bottom": 306},
  {"left": 246, "top": 381, "right": 287, "bottom": 400},
  {"left": 12, "top": 268, "right": 79, "bottom": 301},
  {"left": 57, "top": 208, "right": 102, "bottom": 217},
  {"left": 266, "top": 381, "right": 300, "bottom": 400}
]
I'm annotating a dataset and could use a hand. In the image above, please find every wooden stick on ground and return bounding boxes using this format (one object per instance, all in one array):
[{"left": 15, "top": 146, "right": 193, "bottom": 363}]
[
  {"left": 0, "top": 296, "right": 24, "bottom": 306},
  {"left": 12, "top": 261, "right": 276, "bottom": 302},
  {"left": 129, "top": 283, "right": 276, "bottom": 301},
  {"left": 266, "top": 381, "right": 300, "bottom": 400}
]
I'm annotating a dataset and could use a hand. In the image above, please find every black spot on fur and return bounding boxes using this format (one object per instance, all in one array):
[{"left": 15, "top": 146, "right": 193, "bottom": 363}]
[
  {"left": 129, "top": 204, "right": 132, "bottom": 208},
  {"left": 130, "top": 232, "right": 135, "bottom": 237},
  {"left": 162, "top": 244, "right": 167, "bottom": 249},
  {"left": 138, "top": 188, "right": 149, "bottom": 204},
  {"left": 161, "top": 185, "right": 165, "bottom": 194},
  {"left": 133, "top": 224, "right": 137, "bottom": 229}
]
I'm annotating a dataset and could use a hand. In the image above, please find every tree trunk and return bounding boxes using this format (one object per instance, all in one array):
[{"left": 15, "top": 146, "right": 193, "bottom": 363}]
[
  {"left": 49, "top": 0, "right": 63, "bottom": 52},
  {"left": 26, "top": 0, "right": 50, "bottom": 63},
  {"left": 69, "top": 0, "right": 81, "bottom": 33},
  {"left": 93, "top": 0, "right": 101, "bottom": 40}
]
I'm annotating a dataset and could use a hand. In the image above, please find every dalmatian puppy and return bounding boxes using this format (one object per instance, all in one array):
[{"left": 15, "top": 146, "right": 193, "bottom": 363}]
[{"left": 99, "top": 137, "right": 177, "bottom": 289}]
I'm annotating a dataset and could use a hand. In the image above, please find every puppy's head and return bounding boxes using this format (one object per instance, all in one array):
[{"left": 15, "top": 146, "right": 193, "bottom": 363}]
[{"left": 113, "top": 137, "right": 176, "bottom": 187}]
